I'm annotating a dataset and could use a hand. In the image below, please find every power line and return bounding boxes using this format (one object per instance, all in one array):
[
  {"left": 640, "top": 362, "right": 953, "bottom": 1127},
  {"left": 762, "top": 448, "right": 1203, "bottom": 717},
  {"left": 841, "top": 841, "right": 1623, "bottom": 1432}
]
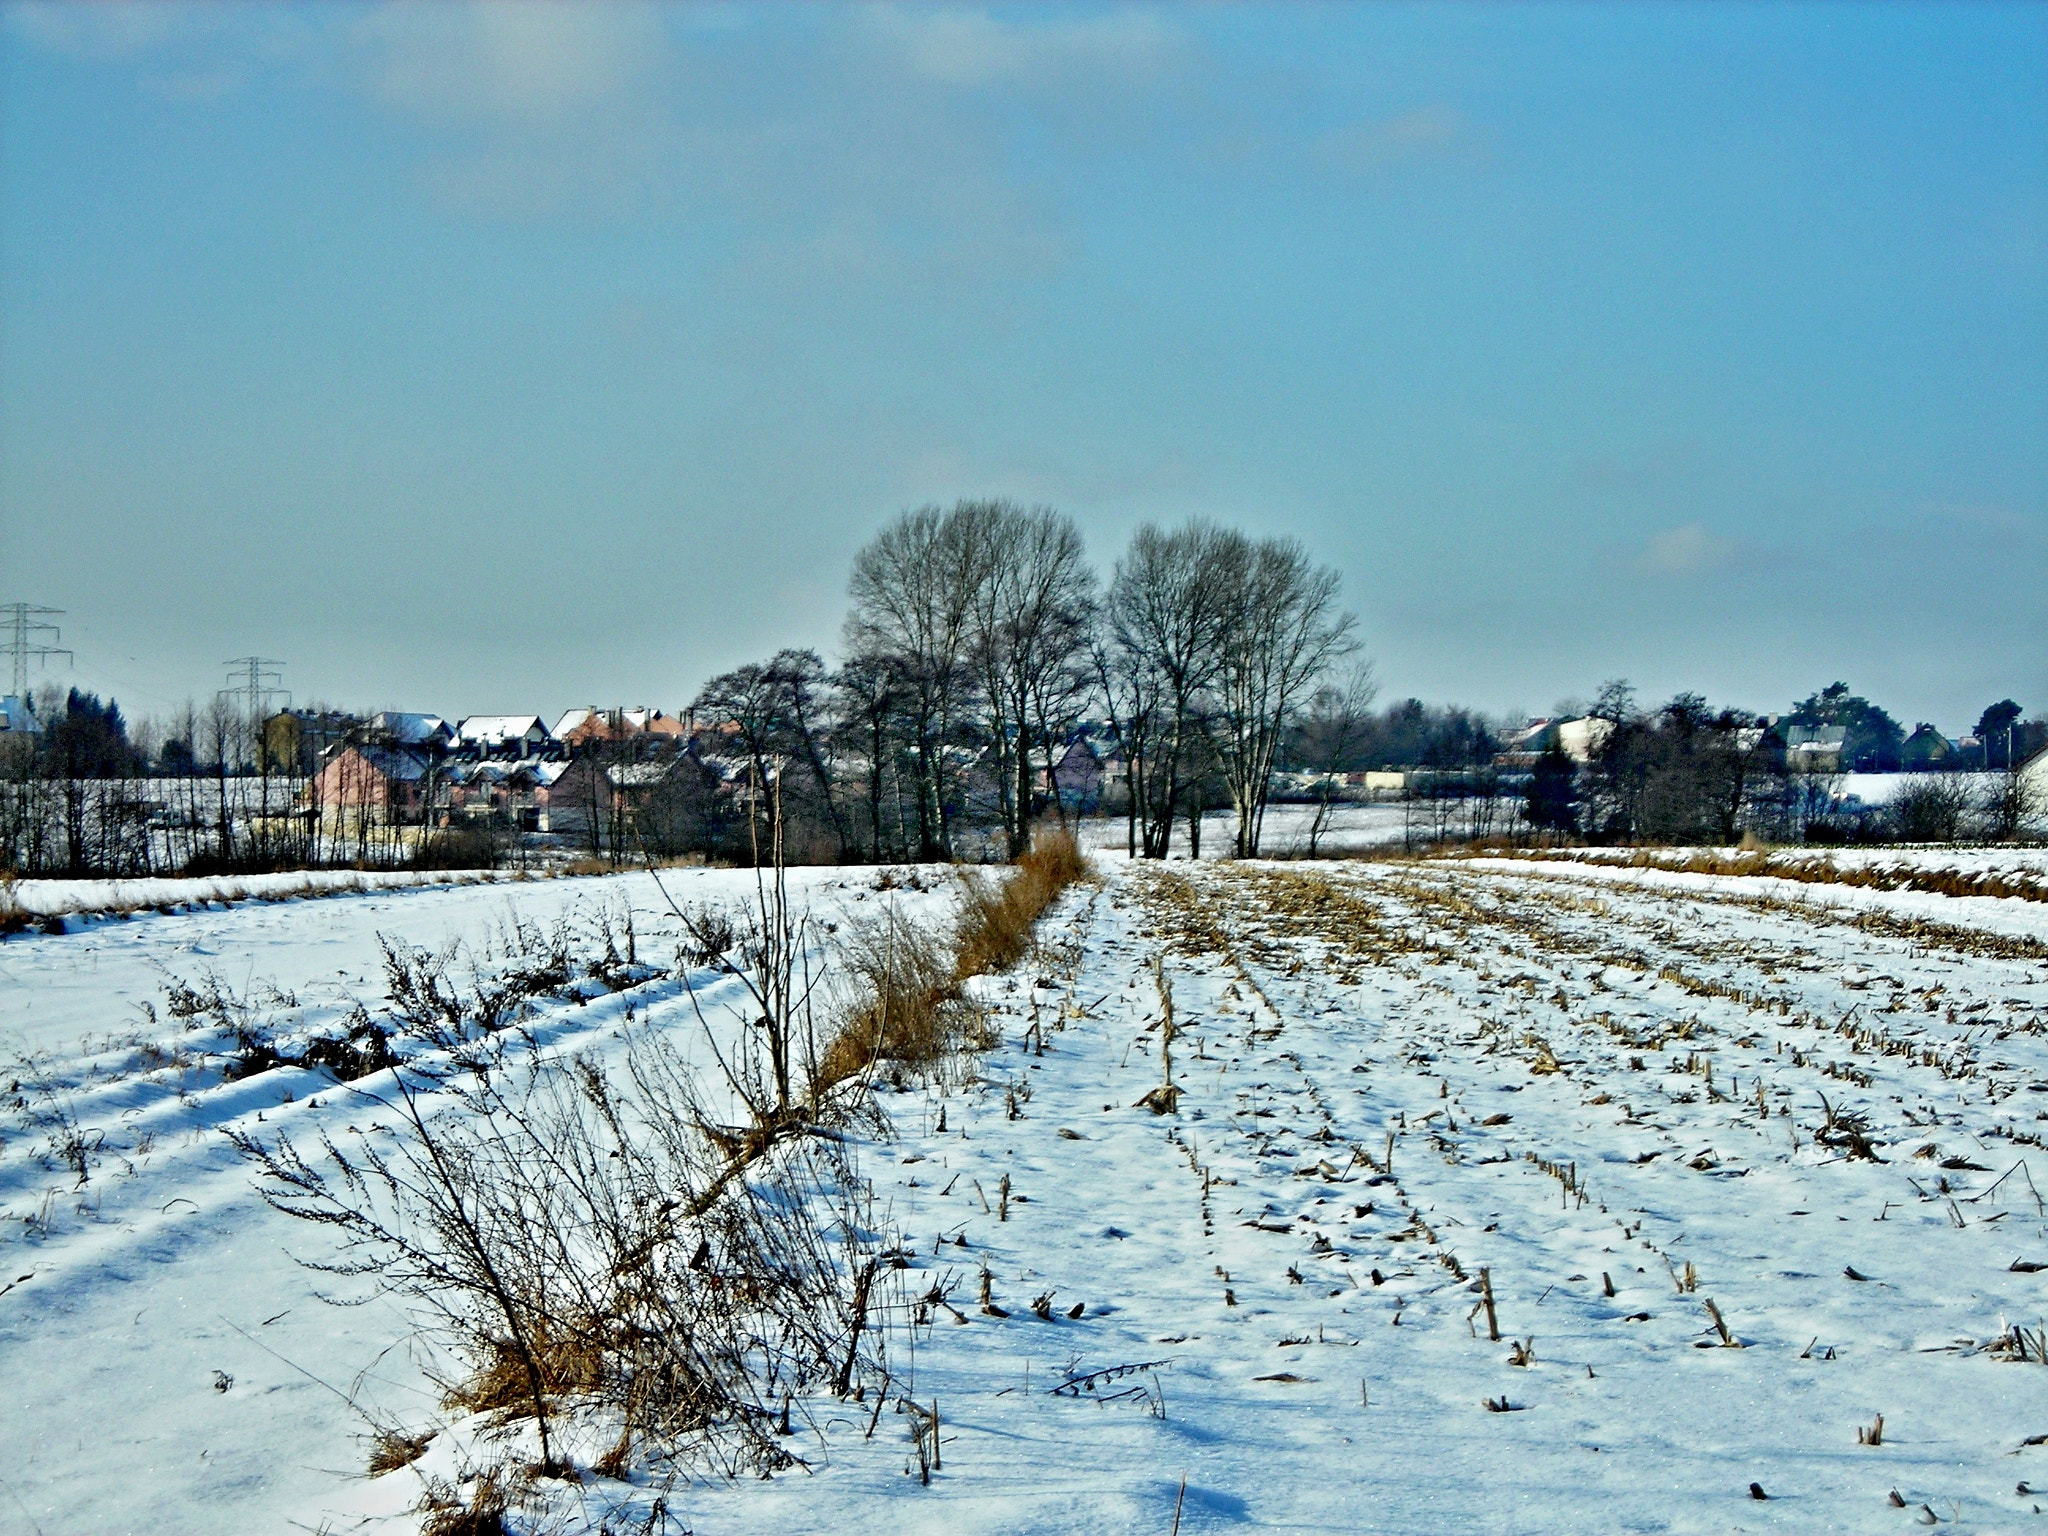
[
  {"left": 219, "top": 656, "right": 291, "bottom": 719},
  {"left": 1, "top": 603, "right": 72, "bottom": 699}
]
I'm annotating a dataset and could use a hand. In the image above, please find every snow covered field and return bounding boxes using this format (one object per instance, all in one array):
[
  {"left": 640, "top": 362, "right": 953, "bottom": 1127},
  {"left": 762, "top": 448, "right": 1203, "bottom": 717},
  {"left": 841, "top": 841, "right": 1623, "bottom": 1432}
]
[
  {"left": 0, "top": 867, "right": 513, "bottom": 926},
  {"left": 6, "top": 853, "right": 2048, "bottom": 1532},
  {"left": 1075, "top": 803, "right": 1415, "bottom": 860}
]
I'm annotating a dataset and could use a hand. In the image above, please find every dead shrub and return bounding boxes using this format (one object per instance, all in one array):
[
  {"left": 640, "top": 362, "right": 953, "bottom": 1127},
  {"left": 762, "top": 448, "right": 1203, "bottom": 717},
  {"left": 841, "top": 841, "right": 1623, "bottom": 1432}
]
[
  {"left": 419, "top": 1472, "right": 509, "bottom": 1536},
  {"left": 952, "top": 827, "right": 1092, "bottom": 981},
  {"left": 1889, "top": 775, "right": 1975, "bottom": 843},
  {"left": 816, "top": 826, "right": 1091, "bottom": 1090},
  {"left": 229, "top": 1019, "right": 887, "bottom": 1489},
  {"left": 815, "top": 910, "right": 971, "bottom": 1089}
]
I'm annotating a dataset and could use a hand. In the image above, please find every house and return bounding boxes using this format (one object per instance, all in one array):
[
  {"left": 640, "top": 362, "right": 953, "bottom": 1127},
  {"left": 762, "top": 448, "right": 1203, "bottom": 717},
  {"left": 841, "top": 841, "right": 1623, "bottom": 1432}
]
[
  {"left": 1042, "top": 736, "right": 1105, "bottom": 813},
  {"left": 2019, "top": 746, "right": 2048, "bottom": 828},
  {"left": 1733, "top": 721, "right": 1790, "bottom": 772},
  {"left": 368, "top": 712, "right": 456, "bottom": 752},
  {"left": 1501, "top": 716, "right": 1612, "bottom": 766},
  {"left": 1901, "top": 723, "right": 1957, "bottom": 772},
  {"left": 309, "top": 745, "right": 434, "bottom": 815},
  {"left": 541, "top": 751, "right": 707, "bottom": 841},
  {"left": 456, "top": 714, "right": 552, "bottom": 759},
  {"left": 1494, "top": 716, "right": 1612, "bottom": 772},
  {"left": 1781, "top": 723, "right": 1846, "bottom": 775},
  {"left": 1556, "top": 717, "right": 1614, "bottom": 763},
  {"left": 553, "top": 707, "right": 686, "bottom": 749},
  {"left": 448, "top": 758, "right": 560, "bottom": 831},
  {"left": 0, "top": 695, "right": 39, "bottom": 736}
]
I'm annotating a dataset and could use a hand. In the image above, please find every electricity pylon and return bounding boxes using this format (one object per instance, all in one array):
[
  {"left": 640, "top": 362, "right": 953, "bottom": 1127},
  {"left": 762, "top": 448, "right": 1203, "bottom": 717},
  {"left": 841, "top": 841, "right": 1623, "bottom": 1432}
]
[{"left": 0, "top": 603, "right": 71, "bottom": 699}]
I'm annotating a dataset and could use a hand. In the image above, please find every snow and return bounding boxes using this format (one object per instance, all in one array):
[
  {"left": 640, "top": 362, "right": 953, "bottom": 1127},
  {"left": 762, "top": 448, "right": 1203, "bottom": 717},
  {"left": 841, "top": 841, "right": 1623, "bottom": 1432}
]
[
  {"left": 1073, "top": 803, "right": 1415, "bottom": 860},
  {"left": 1545, "top": 846, "right": 2048, "bottom": 881},
  {"left": 1459, "top": 853, "right": 2048, "bottom": 946},
  {"left": 0, "top": 866, "right": 956, "bottom": 1534},
  {"left": 454, "top": 715, "right": 547, "bottom": 747},
  {"left": 1839, "top": 773, "right": 2008, "bottom": 808},
  {"left": 1, "top": 868, "right": 509, "bottom": 923},
  {"left": 7, "top": 855, "right": 2048, "bottom": 1532}
]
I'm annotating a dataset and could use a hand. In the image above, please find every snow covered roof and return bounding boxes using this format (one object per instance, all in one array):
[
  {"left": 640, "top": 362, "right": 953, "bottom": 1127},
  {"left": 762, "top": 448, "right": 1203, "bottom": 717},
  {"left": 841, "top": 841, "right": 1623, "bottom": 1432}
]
[
  {"left": 370, "top": 711, "right": 452, "bottom": 746},
  {"left": 457, "top": 714, "right": 548, "bottom": 745},
  {"left": 555, "top": 706, "right": 680, "bottom": 740},
  {"left": 1784, "top": 724, "right": 1847, "bottom": 748}
]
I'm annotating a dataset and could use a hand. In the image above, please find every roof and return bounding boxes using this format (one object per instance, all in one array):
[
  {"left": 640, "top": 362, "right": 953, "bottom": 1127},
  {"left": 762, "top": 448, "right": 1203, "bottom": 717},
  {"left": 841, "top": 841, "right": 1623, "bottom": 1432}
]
[
  {"left": 555, "top": 706, "right": 680, "bottom": 740},
  {"left": 1784, "top": 724, "right": 1846, "bottom": 748},
  {"left": 333, "top": 744, "right": 431, "bottom": 782},
  {"left": 370, "top": 711, "right": 452, "bottom": 746},
  {"left": 457, "top": 714, "right": 547, "bottom": 745}
]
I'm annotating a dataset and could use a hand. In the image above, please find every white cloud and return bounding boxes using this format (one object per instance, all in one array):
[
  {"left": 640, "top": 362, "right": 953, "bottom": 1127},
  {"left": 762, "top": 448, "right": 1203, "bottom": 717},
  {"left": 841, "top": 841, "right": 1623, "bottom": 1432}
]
[
  {"left": 344, "top": 2, "right": 673, "bottom": 218},
  {"left": 867, "top": 5, "right": 1187, "bottom": 88},
  {"left": 354, "top": 2, "right": 666, "bottom": 126},
  {"left": 1636, "top": 522, "right": 1737, "bottom": 577},
  {"left": 7, "top": 3, "right": 322, "bottom": 99},
  {"left": 1316, "top": 106, "right": 1483, "bottom": 174},
  {"left": 7, "top": 1, "right": 200, "bottom": 60}
]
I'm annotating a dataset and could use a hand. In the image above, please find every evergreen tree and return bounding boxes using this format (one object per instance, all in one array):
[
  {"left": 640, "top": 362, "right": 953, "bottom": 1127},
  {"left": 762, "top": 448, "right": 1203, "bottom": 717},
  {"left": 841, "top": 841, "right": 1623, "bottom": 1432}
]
[{"left": 1524, "top": 745, "right": 1578, "bottom": 835}]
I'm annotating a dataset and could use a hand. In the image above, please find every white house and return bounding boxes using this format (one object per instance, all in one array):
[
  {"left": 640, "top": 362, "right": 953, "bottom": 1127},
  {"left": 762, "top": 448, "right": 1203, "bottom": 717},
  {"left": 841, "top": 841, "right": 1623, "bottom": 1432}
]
[
  {"left": 2021, "top": 746, "right": 2048, "bottom": 831},
  {"left": 1509, "top": 716, "right": 1613, "bottom": 764},
  {"left": 456, "top": 714, "right": 552, "bottom": 758}
]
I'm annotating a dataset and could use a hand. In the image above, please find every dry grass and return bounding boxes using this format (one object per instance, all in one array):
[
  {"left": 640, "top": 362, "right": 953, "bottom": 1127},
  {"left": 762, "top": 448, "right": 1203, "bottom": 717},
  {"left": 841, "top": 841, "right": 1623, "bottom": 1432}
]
[
  {"left": 366, "top": 1426, "right": 434, "bottom": 1476},
  {"left": 815, "top": 827, "right": 1093, "bottom": 1090},
  {"left": 814, "top": 910, "right": 977, "bottom": 1088},
  {"left": 442, "top": 1317, "right": 613, "bottom": 1423},
  {"left": 953, "top": 828, "right": 1093, "bottom": 979},
  {"left": 419, "top": 1472, "right": 509, "bottom": 1536},
  {"left": 1491, "top": 846, "right": 2048, "bottom": 905}
]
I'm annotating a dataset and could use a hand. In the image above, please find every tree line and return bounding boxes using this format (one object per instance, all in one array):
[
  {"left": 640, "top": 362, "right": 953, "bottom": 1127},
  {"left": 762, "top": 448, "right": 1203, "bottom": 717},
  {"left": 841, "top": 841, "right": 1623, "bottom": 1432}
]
[
  {"left": 6, "top": 500, "right": 2040, "bottom": 877},
  {"left": 689, "top": 500, "right": 1360, "bottom": 865},
  {"left": 1522, "top": 681, "right": 2042, "bottom": 846}
]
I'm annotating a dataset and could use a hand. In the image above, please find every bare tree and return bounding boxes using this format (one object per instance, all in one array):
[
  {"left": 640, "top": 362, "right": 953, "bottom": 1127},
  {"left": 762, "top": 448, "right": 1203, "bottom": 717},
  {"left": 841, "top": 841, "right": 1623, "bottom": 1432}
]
[
  {"left": 1213, "top": 538, "right": 1358, "bottom": 858},
  {"left": 1104, "top": 521, "right": 1242, "bottom": 859},
  {"left": 960, "top": 501, "right": 1098, "bottom": 858},
  {"left": 1298, "top": 663, "right": 1380, "bottom": 856},
  {"left": 845, "top": 507, "right": 990, "bottom": 860},
  {"left": 694, "top": 649, "right": 852, "bottom": 861},
  {"left": 202, "top": 695, "right": 244, "bottom": 867},
  {"left": 832, "top": 651, "right": 910, "bottom": 863}
]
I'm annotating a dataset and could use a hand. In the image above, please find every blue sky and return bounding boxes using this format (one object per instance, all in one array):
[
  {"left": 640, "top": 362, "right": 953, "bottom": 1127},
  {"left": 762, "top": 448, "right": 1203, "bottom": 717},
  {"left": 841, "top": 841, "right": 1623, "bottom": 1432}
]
[{"left": 1, "top": 2, "right": 2042, "bottom": 731}]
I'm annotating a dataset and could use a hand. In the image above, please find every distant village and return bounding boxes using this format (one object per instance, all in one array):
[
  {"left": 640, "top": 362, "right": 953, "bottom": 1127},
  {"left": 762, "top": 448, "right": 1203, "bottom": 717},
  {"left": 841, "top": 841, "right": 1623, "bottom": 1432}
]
[
  {"left": 247, "top": 704, "right": 1127, "bottom": 842},
  {"left": 2, "top": 673, "right": 2044, "bottom": 882},
  {"left": 3, "top": 503, "right": 2043, "bottom": 879},
  {"left": 208, "top": 698, "right": 2048, "bottom": 834}
]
